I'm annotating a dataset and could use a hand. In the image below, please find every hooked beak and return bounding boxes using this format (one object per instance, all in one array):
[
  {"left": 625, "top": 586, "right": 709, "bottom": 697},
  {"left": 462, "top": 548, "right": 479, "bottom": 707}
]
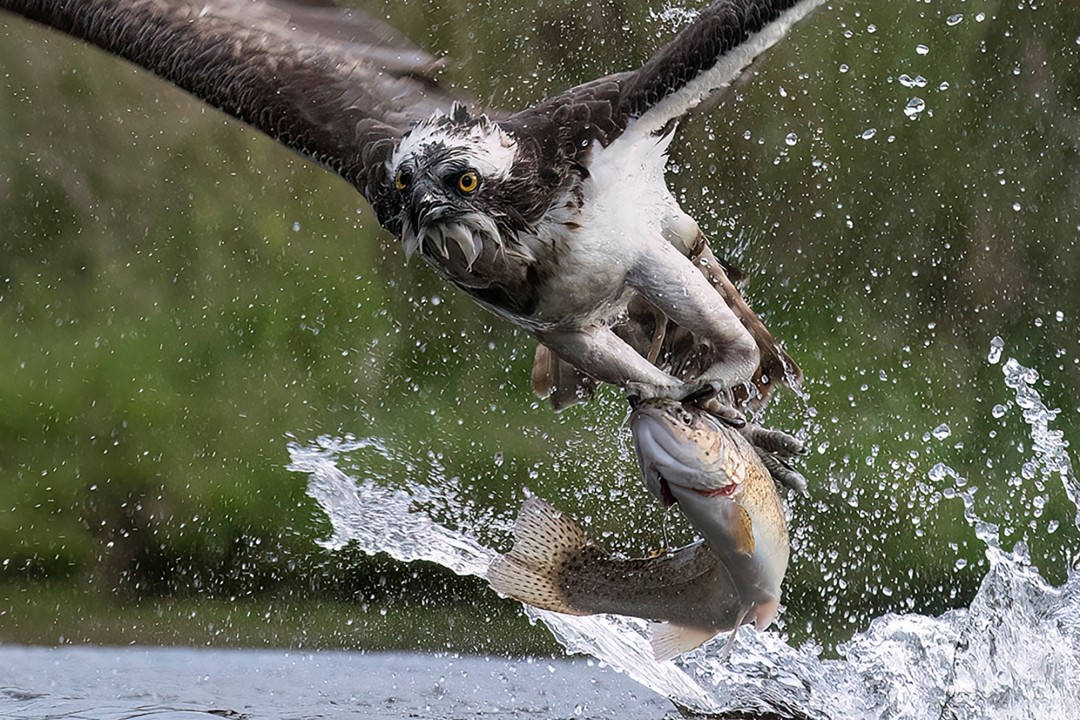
[{"left": 407, "top": 181, "right": 452, "bottom": 232}]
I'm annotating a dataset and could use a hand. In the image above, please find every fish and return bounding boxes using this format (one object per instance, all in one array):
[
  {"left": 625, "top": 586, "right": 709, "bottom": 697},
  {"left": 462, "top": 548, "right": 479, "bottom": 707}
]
[
  {"left": 487, "top": 398, "right": 793, "bottom": 661},
  {"left": 630, "top": 397, "right": 791, "bottom": 641},
  {"left": 487, "top": 496, "right": 748, "bottom": 661}
]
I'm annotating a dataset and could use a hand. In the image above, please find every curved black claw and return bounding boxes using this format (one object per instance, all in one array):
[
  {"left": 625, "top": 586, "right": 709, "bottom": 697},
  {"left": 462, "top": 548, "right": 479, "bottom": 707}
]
[
  {"left": 680, "top": 381, "right": 747, "bottom": 429},
  {"left": 699, "top": 398, "right": 746, "bottom": 429},
  {"left": 624, "top": 381, "right": 680, "bottom": 410},
  {"left": 740, "top": 423, "right": 807, "bottom": 458},
  {"left": 755, "top": 448, "right": 808, "bottom": 494}
]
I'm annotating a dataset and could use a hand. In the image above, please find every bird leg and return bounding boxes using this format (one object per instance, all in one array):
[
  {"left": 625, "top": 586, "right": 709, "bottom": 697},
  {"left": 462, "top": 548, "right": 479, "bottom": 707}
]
[
  {"left": 535, "top": 324, "right": 682, "bottom": 392},
  {"left": 739, "top": 422, "right": 808, "bottom": 492},
  {"left": 754, "top": 448, "right": 809, "bottom": 494},
  {"left": 692, "top": 388, "right": 809, "bottom": 492},
  {"left": 627, "top": 239, "right": 760, "bottom": 404}
]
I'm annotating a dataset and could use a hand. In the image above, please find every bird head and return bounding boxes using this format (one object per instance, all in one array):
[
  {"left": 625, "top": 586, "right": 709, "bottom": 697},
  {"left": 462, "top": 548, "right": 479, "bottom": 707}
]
[{"left": 379, "top": 104, "right": 518, "bottom": 270}]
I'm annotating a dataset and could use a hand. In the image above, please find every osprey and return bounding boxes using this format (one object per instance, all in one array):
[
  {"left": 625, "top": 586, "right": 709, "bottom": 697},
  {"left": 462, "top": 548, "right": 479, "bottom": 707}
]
[{"left": 2, "top": 0, "right": 816, "bottom": 410}]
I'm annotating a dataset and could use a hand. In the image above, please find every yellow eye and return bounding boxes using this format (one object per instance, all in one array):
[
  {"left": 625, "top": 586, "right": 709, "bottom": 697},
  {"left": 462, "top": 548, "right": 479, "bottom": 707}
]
[
  {"left": 457, "top": 171, "right": 479, "bottom": 194},
  {"left": 394, "top": 170, "right": 409, "bottom": 191}
]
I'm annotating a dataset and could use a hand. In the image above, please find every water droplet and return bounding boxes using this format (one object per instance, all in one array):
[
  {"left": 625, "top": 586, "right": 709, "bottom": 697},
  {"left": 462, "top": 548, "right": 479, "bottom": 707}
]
[
  {"left": 785, "top": 133, "right": 799, "bottom": 146},
  {"left": 988, "top": 335, "right": 1004, "bottom": 364},
  {"left": 992, "top": 404, "right": 1008, "bottom": 419},
  {"left": 946, "top": 14, "right": 963, "bottom": 26},
  {"left": 915, "top": 44, "right": 929, "bottom": 55},
  {"left": 291, "top": 221, "right": 301, "bottom": 232},
  {"left": 899, "top": 74, "right": 928, "bottom": 88},
  {"left": 903, "top": 97, "right": 926, "bottom": 119},
  {"left": 932, "top": 424, "right": 952, "bottom": 440}
]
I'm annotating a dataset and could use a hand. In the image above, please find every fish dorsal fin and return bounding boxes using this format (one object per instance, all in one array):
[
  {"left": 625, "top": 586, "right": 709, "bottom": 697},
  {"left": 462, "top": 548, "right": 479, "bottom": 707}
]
[
  {"left": 730, "top": 503, "right": 755, "bottom": 557},
  {"left": 649, "top": 622, "right": 719, "bottom": 661},
  {"left": 486, "top": 497, "right": 589, "bottom": 615}
]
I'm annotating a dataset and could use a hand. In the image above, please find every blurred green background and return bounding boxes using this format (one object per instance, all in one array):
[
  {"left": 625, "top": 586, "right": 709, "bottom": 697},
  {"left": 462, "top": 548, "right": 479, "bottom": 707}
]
[{"left": 0, "top": 0, "right": 1077, "bottom": 656}]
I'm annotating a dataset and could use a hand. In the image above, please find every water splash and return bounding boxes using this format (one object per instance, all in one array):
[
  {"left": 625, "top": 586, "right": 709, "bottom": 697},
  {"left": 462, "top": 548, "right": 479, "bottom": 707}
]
[
  {"left": 290, "top": 344, "right": 1080, "bottom": 718},
  {"left": 289, "top": 436, "right": 721, "bottom": 712}
]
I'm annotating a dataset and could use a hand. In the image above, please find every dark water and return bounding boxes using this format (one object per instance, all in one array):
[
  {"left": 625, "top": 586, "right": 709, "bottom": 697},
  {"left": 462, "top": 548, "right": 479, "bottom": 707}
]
[{"left": 0, "top": 646, "right": 670, "bottom": 720}]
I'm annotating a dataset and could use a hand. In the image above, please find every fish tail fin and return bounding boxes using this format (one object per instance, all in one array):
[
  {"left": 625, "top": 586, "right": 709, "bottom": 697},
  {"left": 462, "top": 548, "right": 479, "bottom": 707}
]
[
  {"left": 486, "top": 497, "right": 589, "bottom": 615},
  {"left": 649, "top": 622, "right": 719, "bottom": 661}
]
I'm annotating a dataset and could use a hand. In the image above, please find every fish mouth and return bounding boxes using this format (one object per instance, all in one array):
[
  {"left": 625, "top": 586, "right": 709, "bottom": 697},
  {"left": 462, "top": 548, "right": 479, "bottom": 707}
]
[{"left": 631, "top": 408, "right": 726, "bottom": 505}]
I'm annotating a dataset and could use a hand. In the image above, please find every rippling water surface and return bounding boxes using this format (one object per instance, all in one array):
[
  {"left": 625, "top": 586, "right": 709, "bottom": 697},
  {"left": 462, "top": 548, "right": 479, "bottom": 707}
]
[{"left": 0, "top": 646, "right": 668, "bottom": 720}]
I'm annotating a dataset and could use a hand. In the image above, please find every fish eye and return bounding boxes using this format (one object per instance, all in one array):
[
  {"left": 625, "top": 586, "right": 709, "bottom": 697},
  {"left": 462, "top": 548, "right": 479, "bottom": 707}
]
[
  {"left": 679, "top": 410, "right": 694, "bottom": 425},
  {"left": 456, "top": 170, "right": 480, "bottom": 194},
  {"left": 394, "top": 170, "right": 410, "bottom": 191}
]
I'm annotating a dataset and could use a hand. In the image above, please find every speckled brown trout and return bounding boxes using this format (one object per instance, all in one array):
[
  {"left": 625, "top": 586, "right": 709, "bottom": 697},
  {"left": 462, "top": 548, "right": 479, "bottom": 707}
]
[
  {"left": 631, "top": 397, "right": 790, "bottom": 641},
  {"left": 487, "top": 401, "right": 790, "bottom": 660}
]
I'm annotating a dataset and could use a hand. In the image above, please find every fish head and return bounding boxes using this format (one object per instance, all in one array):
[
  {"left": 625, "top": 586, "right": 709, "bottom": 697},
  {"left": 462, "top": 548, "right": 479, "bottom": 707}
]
[{"left": 629, "top": 397, "right": 742, "bottom": 505}]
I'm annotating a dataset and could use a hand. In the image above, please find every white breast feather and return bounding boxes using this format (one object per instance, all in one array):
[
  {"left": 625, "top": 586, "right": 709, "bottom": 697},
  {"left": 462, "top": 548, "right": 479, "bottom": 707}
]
[
  {"left": 531, "top": 129, "right": 688, "bottom": 324},
  {"left": 579, "top": 129, "right": 682, "bottom": 267}
]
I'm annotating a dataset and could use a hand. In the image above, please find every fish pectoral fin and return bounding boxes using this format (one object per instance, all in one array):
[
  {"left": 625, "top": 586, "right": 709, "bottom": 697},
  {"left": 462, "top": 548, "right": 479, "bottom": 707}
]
[
  {"left": 650, "top": 622, "right": 719, "bottom": 662},
  {"left": 718, "top": 604, "right": 755, "bottom": 661},
  {"left": 728, "top": 503, "right": 756, "bottom": 557},
  {"left": 754, "top": 598, "right": 781, "bottom": 631}
]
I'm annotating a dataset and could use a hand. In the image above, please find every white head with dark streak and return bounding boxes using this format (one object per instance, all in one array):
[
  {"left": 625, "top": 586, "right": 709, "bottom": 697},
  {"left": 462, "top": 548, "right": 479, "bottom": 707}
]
[{"left": 384, "top": 105, "right": 518, "bottom": 270}]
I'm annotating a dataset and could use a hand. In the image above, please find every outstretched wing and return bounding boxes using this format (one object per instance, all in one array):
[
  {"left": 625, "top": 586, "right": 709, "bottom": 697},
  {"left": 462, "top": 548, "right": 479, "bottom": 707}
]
[
  {"left": 510, "top": 0, "right": 824, "bottom": 152},
  {"left": 0, "top": 0, "right": 471, "bottom": 204},
  {"left": 528, "top": 0, "right": 816, "bottom": 410}
]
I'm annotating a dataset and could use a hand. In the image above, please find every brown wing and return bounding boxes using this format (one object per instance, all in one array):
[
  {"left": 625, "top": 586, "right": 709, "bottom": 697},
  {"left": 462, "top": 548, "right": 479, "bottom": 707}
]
[
  {"left": 533, "top": 232, "right": 801, "bottom": 411},
  {"left": 506, "top": 0, "right": 824, "bottom": 163},
  {"left": 0, "top": 0, "right": 471, "bottom": 204}
]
